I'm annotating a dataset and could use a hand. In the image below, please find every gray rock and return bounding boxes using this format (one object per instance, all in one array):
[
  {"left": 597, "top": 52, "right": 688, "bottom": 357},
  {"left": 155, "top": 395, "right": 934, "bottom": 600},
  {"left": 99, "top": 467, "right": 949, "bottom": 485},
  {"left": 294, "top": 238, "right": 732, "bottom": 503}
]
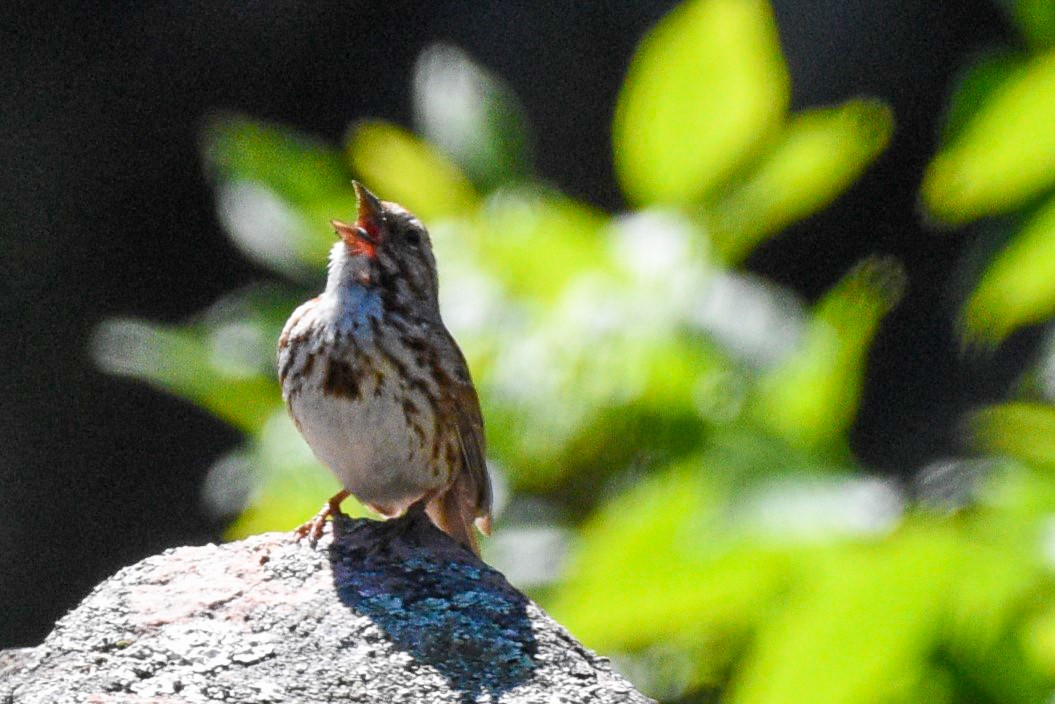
[{"left": 1, "top": 512, "right": 651, "bottom": 703}]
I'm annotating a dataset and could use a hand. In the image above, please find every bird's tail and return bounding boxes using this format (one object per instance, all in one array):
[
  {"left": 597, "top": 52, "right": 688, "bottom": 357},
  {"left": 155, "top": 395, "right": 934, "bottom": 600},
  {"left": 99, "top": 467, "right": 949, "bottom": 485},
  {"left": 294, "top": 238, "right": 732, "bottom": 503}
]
[{"left": 426, "top": 472, "right": 488, "bottom": 556}]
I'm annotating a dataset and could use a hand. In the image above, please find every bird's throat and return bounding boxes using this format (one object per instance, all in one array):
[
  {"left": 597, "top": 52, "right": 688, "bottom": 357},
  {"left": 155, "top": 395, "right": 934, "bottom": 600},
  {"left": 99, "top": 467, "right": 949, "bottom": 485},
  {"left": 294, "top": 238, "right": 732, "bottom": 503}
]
[{"left": 329, "top": 284, "right": 384, "bottom": 339}]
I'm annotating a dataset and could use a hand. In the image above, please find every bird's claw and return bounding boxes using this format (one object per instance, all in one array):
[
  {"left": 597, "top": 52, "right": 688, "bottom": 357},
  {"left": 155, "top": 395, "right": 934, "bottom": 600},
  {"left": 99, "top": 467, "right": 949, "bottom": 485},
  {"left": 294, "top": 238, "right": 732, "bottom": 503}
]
[
  {"left": 293, "top": 510, "right": 329, "bottom": 545},
  {"left": 293, "top": 490, "right": 351, "bottom": 546}
]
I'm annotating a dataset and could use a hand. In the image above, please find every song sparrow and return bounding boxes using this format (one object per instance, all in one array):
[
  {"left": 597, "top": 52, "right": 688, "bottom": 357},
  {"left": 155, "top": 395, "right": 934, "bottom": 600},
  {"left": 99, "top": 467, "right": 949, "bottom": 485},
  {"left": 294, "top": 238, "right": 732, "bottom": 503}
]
[{"left": 277, "top": 182, "right": 492, "bottom": 554}]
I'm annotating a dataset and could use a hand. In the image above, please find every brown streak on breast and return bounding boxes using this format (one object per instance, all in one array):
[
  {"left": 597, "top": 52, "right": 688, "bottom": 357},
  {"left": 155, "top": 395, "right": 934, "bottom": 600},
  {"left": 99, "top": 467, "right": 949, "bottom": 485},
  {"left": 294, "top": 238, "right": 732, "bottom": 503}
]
[
  {"left": 402, "top": 397, "right": 428, "bottom": 446},
  {"left": 430, "top": 358, "right": 453, "bottom": 388},
  {"left": 374, "top": 338, "right": 410, "bottom": 380},
  {"left": 384, "top": 310, "right": 410, "bottom": 335},
  {"left": 402, "top": 336, "right": 430, "bottom": 368},
  {"left": 408, "top": 376, "right": 431, "bottom": 396},
  {"left": 278, "top": 354, "right": 295, "bottom": 384},
  {"left": 403, "top": 335, "right": 428, "bottom": 353},
  {"left": 430, "top": 412, "right": 444, "bottom": 462},
  {"left": 322, "top": 358, "right": 361, "bottom": 400},
  {"left": 278, "top": 297, "right": 319, "bottom": 349},
  {"left": 409, "top": 419, "right": 427, "bottom": 447}
]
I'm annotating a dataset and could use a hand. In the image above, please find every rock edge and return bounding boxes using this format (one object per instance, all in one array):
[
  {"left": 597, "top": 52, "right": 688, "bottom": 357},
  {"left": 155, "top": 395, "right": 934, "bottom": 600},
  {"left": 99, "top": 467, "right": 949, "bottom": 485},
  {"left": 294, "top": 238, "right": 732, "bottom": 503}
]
[{"left": 1, "top": 512, "right": 651, "bottom": 704}]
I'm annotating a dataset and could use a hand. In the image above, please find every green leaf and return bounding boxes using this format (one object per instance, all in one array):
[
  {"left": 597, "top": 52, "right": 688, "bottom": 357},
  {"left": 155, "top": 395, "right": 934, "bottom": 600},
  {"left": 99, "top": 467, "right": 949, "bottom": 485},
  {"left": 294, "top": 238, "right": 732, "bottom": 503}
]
[
  {"left": 941, "top": 50, "right": 1026, "bottom": 146},
  {"left": 729, "top": 525, "right": 956, "bottom": 704},
  {"left": 477, "top": 241, "right": 727, "bottom": 491},
  {"left": 548, "top": 460, "right": 790, "bottom": 651},
  {"left": 962, "top": 195, "right": 1055, "bottom": 341},
  {"left": 412, "top": 43, "right": 533, "bottom": 190},
  {"left": 981, "top": 460, "right": 1055, "bottom": 526},
  {"left": 345, "top": 120, "right": 479, "bottom": 223},
  {"left": 1024, "top": 606, "right": 1055, "bottom": 680},
  {"left": 922, "top": 51, "right": 1055, "bottom": 225},
  {"left": 999, "top": 0, "right": 1055, "bottom": 49},
  {"left": 90, "top": 284, "right": 304, "bottom": 434},
  {"left": 613, "top": 0, "right": 789, "bottom": 207},
  {"left": 710, "top": 99, "right": 894, "bottom": 263},
  {"left": 753, "top": 257, "right": 905, "bottom": 448},
  {"left": 968, "top": 402, "right": 1055, "bottom": 468},
  {"left": 460, "top": 187, "right": 611, "bottom": 303},
  {"left": 201, "top": 114, "right": 357, "bottom": 277},
  {"left": 484, "top": 326, "right": 720, "bottom": 492},
  {"left": 941, "top": 534, "right": 1052, "bottom": 704},
  {"left": 92, "top": 318, "right": 279, "bottom": 433}
]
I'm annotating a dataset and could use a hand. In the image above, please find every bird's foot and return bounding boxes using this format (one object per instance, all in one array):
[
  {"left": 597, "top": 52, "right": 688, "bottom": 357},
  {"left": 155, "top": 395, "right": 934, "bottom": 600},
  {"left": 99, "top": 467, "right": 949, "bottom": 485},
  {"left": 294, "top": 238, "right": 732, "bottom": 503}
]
[{"left": 294, "top": 489, "right": 351, "bottom": 545}]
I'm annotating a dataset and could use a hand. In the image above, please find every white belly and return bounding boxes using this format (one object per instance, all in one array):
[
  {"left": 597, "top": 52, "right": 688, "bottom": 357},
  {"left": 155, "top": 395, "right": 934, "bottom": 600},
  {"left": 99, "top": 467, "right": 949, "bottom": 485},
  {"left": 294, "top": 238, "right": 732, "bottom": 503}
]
[{"left": 289, "top": 373, "right": 444, "bottom": 516}]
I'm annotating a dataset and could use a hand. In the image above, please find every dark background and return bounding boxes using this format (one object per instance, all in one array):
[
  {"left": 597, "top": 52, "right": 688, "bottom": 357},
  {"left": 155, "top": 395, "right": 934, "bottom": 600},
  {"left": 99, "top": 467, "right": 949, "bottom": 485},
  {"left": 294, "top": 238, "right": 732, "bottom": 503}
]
[{"left": 1, "top": 1, "right": 1017, "bottom": 648}]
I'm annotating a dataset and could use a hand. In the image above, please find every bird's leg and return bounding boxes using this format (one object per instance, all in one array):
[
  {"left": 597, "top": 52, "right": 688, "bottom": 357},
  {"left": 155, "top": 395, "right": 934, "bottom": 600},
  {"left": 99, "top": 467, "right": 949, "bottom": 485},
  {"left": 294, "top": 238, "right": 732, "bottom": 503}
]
[{"left": 294, "top": 489, "right": 351, "bottom": 544}]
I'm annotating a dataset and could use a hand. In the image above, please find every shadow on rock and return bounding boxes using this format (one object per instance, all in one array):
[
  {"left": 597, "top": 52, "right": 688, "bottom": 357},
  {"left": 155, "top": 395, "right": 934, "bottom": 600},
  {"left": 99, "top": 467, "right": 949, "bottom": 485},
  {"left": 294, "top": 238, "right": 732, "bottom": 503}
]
[{"left": 328, "top": 512, "right": 538, "bottom": 702}]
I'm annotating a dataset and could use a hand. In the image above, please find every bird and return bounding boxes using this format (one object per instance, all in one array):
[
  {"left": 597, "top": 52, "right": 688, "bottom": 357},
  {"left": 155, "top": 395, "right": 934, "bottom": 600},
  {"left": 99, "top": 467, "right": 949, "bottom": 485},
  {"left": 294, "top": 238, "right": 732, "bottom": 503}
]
[{"left": 277, "top": 182, "right": 492, "bottom": 555}]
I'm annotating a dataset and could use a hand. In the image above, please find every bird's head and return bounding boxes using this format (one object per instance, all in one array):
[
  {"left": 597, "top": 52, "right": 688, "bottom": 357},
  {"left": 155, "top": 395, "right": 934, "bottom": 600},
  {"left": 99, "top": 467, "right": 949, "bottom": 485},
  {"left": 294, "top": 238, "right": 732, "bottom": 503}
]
[{"left": 327, "top": 182, "right": 440, "bottom": 313}]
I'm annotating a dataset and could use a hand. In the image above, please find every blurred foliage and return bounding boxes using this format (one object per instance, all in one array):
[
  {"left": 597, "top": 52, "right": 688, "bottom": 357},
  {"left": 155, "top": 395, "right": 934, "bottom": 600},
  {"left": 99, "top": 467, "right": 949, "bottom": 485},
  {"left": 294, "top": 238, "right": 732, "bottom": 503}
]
[
  {"left": 614, "top": 0, "right": 788, "bottom": 206},
  {"left": 921, "top": 26, "right": 1055, "bottom": 346},
  {"left": 92, "top": 0, "right": 1055, "bottom": 701}
]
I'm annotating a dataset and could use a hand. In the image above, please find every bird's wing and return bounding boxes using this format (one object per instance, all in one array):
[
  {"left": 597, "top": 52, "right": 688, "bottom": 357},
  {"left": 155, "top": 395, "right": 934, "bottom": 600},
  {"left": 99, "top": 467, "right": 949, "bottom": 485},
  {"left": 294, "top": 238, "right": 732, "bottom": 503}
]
[
  {"left": 451, "top": 377, "right": 492, "bottom": 532},
  {"left": 425, "top": 336, "right": 493, "bottom": 555}
]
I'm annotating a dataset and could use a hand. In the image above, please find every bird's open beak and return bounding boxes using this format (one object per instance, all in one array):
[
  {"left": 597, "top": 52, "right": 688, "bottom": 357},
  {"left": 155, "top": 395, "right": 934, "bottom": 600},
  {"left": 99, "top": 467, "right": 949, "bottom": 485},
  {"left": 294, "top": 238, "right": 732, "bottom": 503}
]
[
  {"left": 353, "top": 181, "right": 384, "bottom": 239},
  {"left": 332, "top": 182, "right": 385, "bottom": 258}
]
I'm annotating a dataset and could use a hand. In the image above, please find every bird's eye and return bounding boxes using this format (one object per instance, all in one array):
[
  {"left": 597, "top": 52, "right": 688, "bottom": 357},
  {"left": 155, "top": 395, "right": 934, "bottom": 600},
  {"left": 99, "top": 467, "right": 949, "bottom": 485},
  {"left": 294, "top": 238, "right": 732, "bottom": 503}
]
[{"left": 405, "top": 228, "right": 422, "bottom": 246}]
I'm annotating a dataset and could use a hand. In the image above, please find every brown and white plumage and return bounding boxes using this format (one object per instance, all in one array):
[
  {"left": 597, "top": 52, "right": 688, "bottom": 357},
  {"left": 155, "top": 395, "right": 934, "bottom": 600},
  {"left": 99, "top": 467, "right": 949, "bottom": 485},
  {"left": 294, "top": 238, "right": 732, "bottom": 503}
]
[{"left": 277, "top": 183, "right": 491, "bottom": 553}]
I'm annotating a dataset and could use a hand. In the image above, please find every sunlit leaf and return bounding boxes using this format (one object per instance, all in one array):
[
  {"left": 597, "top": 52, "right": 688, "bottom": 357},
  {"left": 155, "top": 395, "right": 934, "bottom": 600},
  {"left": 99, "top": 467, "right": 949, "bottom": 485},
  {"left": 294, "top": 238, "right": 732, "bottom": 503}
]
[
  {"left": 941, "top": 529, "right": 1052, "bottom": 704},
  {"left": 345, "top": 120, "right": 479, "bottom": 222},
  {"left": 462, "top": 187, "right": 611, "bottom": 302},
  {"left": 1025, "top": 606, "right": 1055, "bottom": 678},
  {"left": 968, "top": 402, "right": 1055, "bottom": 468},
  {"left": 92, "top": 318, "right": 279, "bottom": 433},
  {"left": 614, "top": 0, "right": 789, "bottom": 206},
  {"left": 485, "top": 330, "right": 718, "bottom": 492},
  {"left": 980, "top": 460, "right": 1055, "bottom": 526},
  {"left": 962, "top": 195, "right": 1055, "bottom": 342},
  {"left": 922, "top": 50, "right": 1055, "bottom": 225},
  {"left": 481, "top": 265, "right": 726, "bottom": 492},
  {"left": 413, "top": 43, "right": 533, "bottom": 190},
  {"left": 710, "top": 99, "right": 893, "bottom": 262},
  {"left": 729, "top": 525, "right": 956, "bottom": 704},
  {"left": 202, "top": 114, "right": 356, "bottom": 276},
  {"left": 549, "top": 460, "right": 791, "bottom": 651},
  {"left": 753, "top": 257, "right": 905, "bottom": 448},
  {"left": 942, "top": 50, "right": 1026, "bottom": 145}
]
